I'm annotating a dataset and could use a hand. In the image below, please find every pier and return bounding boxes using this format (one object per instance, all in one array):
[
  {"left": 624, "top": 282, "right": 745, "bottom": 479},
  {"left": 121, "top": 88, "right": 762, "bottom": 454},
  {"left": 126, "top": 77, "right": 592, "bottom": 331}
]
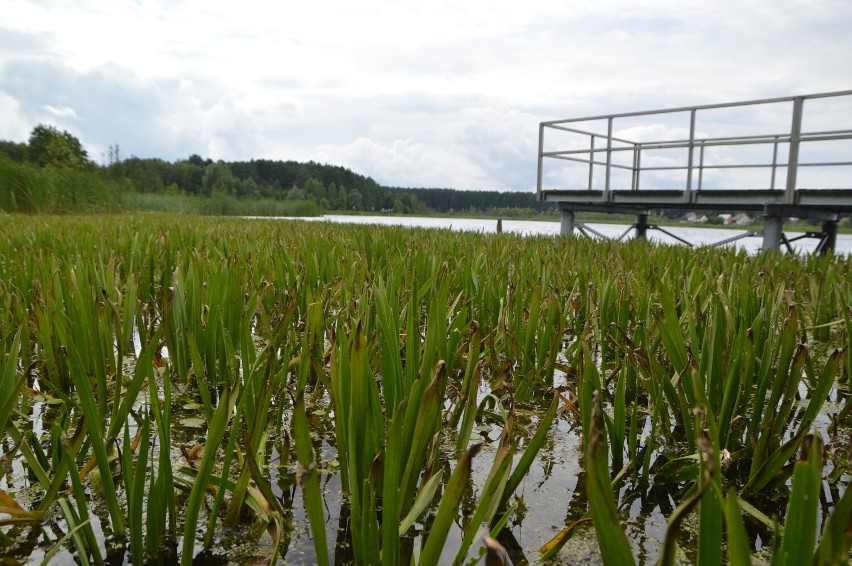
[{"left": 537, "top": 90, "right": 852, "bottom": 253}]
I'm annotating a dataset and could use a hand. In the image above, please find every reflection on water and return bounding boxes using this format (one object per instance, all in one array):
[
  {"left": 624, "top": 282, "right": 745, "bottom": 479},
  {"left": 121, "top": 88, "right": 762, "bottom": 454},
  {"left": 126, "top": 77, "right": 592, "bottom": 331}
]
[{"left": 276, "top": 214, "right": 852, "bottom": 256}]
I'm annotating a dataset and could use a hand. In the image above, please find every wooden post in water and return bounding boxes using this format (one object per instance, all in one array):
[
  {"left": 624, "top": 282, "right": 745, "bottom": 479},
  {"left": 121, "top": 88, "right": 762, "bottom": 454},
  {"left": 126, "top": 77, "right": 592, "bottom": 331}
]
[{"left": 496, "top": 218, "right": 503, "bottom": 233}]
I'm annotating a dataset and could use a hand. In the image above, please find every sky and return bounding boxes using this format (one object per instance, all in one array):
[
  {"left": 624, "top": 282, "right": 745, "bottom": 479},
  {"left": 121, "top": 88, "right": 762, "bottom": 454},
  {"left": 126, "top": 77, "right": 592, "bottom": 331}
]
[{"left": 1, "top": 0, "right": 851, "bottom": 191}]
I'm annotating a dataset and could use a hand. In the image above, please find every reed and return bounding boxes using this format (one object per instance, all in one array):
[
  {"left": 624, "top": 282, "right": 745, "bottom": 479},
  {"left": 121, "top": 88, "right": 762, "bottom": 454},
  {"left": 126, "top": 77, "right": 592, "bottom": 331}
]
[{"left": 0, "top": 213, "right": 848, "bottom": 564}]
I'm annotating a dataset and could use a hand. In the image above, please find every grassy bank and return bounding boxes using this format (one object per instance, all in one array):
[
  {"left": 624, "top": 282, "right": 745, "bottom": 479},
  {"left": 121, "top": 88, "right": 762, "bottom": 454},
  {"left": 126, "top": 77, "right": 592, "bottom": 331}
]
[
  {"left": 0, "top": 157, "right": 321, "bottom": 216},
  {"left": 0, "top": 214, "right": 850, "bottom": 564}
]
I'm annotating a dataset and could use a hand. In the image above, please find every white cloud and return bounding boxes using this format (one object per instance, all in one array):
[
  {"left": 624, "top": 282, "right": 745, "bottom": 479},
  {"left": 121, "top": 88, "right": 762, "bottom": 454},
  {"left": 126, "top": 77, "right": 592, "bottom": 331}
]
[
  {"left": 0, "top": 92, "right": 30, "bottom": 140},
  {"left": 43, "top": 104, "right": 79, "bottom": 119},
  {"left": 316, "top": 138, "right": 492, "bottom": 189},
  {"left": 1, "top": 0, "right": 851, "bottom": 189}
]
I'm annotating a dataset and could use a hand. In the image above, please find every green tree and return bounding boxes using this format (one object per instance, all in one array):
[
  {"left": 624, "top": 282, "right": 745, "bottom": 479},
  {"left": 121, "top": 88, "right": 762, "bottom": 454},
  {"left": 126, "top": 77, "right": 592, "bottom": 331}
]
[
  {"left": 304, "top": 177, "right": 326, "bottom": 202},
  {"left": 202, "top": 162, "right": 238, "bottom": 196},
  {"left": 27, "top": 124, "right": 90, "bottom": 170},
  {"left": 347, "top": 189, "right": 363, "bottom": 211},
  {"left": 287, "top": 187, "right": 306, "bottom": 201},
  {"left": 107, "top": 144, "right": 121, "bottom": 165},
  {"left": 393, "top": 194, "right": 421, "bottom": 214},
  {"left": 328, "top": 184, "right": 347, "bottom": 210},
  {"left": 0, "top": 140, "right": 27, "bottom": 162},
  {"left": 238, "top": 176, "right": 259, "bottom": 198}
]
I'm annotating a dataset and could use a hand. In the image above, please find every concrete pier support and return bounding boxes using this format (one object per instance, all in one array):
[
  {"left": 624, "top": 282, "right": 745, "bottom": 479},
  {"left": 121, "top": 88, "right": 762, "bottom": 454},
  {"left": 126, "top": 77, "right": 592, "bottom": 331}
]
[
  {"left": 817, "top": 221, "right": 838, "bottom": 255},
  {"left": 635, "top": 214, "right": 649, "bottom": 240},
  {"left": 560, "top": 210, "right": 575, "bottom": 236},
  {"left": 762, "top": 215, "right": 783, "bottom": 252}
]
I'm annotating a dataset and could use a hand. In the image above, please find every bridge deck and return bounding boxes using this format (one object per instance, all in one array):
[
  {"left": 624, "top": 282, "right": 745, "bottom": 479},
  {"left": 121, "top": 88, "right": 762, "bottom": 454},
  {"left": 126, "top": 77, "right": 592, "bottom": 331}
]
[
  {"left": 537, "top": 90, "right": 852, "bottom": 220},
  {"left": 542, "top": 189, "right": 852, "bottom": 214}
]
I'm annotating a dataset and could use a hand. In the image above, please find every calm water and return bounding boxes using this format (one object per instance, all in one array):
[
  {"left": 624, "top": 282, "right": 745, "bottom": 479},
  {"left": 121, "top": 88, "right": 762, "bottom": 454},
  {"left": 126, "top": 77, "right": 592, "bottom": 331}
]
[{"left": 280, "top": 214, "right": 852, "bottom": 256}]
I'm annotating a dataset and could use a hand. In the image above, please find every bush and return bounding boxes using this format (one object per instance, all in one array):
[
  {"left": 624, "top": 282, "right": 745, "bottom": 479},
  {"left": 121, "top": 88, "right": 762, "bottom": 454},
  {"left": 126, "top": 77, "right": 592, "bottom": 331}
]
[
  {"left": 0, "top": 157, "right": 123, "bottom": 213},
  {"left": 0, "top": 156, "right": 323, "bottom": 217}
]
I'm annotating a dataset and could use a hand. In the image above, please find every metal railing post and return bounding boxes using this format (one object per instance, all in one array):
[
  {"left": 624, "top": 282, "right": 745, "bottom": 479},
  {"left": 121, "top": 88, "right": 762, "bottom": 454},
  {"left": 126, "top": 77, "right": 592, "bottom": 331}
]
[
  {"left": 635, "top": 146, "right": 642, "bottom": 191},
  {"left": 631, "top": 143, "right": 639, "bottom": 191},
  {"left": 770, "top": 136, "right": 779, "bottom": 191},
  {"left": 536, "top": 123, "right": 544, "bottom": 201},
  {"left": 588, "top": 135, "right": 595, "bottom": 191},
  {"left": 785, "top": 97, "right": 804, "bottom": 204},
  {"left": 604, "top": 117, "right": 613, "bottom": 201},
  {"left": 685, "top": 109, "right": 696, "bottom": 202}
]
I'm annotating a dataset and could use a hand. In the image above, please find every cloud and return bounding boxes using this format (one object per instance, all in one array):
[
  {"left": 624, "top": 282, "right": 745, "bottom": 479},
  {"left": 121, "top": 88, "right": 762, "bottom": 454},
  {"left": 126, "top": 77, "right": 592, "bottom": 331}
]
[
  {"left": 1, "top": 58, "right": 190, "bottom": 157},
  {"left": 1, "top": 0, "right": 850, "bottom": 188},
  {"left": 0, "top": 27, "right": 49, "bottom": 56},
  {"left": 316, "top": 138, "right": 490, "bottom": 189},
  {"left": 313, "top": 103, "right": 539, "bottom": 190},
  {"left": 43, "top": 104, "right": 79, "bottom": 119},
  {"left": 0, "top": 92, "right": 31, "bottom": 141}
]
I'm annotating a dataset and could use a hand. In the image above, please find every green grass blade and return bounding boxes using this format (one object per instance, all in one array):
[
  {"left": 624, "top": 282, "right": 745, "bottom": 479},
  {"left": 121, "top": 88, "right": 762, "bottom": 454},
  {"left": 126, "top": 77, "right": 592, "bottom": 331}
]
[
  {"left": 64, "top": 452, "right": 103, "bottom": 565},
  {"left": 57, "top": 499, "right": 92, "bottom": 566},
  {"left": 419, "top": 443, "right": 482, "bottom": 566},
  {"left": 796, "top": 349, "right": 841, "bottom": 436},
  {"left": 455, "top": 358, "right": 482, "bottom": 453},
  {"left": 180, "top": 384, "right": 234, "bottom": 566},
  {"left": 724, "top": 491, "right": 752, "bottom": 566},
  {"left": 501, "top": 392, "right": 558, "bottom": 507},
  {"left": 814, "top": 478, "right": 852, "bottom": 565},
  {"left": 382, "top": 400, "right": 406, "bottom": 566},
  {"left": 398, "top": 471, "right": 441, "bottom": 537},
  {"left": 66, "top": 348, "right": 125, "bottom": 534},
  {"left": 375, "top": 281, "right": 404, "bottom": 420},
  {"left": 586, "top": 390, "right": 635, "bottom": 566},
  {"left": 779, "top": 430, "right": 823, "bottom": 565},
  {"left": 454, "top": 436, "right": 516, "bottom": 565},
  {"left": 293, "top": 392, "right": 330, "bottom": 566}
]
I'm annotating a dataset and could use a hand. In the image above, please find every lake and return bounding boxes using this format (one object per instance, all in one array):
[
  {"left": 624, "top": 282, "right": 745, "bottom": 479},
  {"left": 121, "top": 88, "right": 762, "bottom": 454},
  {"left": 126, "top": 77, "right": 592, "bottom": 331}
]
[{"left": 276, "top": 214, "right": 852, "bottom": 255}]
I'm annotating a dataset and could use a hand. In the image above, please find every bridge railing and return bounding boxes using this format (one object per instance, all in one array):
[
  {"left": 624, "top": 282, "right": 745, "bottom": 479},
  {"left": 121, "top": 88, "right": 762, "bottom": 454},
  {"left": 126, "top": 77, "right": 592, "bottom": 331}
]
[{"left": 537, "top": 90, "right": 852, "bottom": 205}]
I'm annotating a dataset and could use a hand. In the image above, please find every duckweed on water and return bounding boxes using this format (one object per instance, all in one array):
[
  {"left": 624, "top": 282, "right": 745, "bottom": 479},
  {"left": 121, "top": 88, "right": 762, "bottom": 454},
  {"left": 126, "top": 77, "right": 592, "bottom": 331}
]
[{"left": 0, "top": 213, "right": 850, "bottom": 565}]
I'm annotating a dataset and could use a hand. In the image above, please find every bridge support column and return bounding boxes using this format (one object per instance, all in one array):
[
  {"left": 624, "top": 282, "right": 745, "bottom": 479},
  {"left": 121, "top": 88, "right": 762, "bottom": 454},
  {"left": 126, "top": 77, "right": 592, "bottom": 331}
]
[
  {"left": 817, "top": 221, "right": 838, "bottom": 255},
  {"left": 560, "top": 210, "right": 575, "bottom": 236},
  {"left": 762, "top": 215, "right": 783, "bottom": 252},
  {"left": 635, "top": 214, "right": 649, "bottom": 240}
]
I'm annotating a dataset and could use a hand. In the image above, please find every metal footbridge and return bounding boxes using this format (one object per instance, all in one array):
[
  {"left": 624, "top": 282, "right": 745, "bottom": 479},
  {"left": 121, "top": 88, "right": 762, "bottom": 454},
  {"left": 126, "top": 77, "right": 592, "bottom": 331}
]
[{"left": 537, "top": 90, "right": 852, "bottom": 253}]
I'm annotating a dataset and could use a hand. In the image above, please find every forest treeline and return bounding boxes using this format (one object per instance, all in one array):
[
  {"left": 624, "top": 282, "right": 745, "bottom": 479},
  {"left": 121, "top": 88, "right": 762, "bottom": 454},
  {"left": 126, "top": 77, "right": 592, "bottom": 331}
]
[{"left": 0, "top": 125, "right": 556, "bottom": 217}]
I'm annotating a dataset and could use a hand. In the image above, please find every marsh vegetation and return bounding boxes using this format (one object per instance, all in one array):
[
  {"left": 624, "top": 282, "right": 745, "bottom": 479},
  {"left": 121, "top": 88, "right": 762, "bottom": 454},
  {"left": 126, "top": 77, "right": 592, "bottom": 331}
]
[{"left": 0, "top": 214, "right": 850, "bottom": 564}]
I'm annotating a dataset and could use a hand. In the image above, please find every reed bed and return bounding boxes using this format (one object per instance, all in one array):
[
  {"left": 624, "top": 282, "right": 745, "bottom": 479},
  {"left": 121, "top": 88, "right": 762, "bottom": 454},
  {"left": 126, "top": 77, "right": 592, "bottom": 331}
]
[{"left": 0, "top": 213, "right": 850, "bottom": 565}]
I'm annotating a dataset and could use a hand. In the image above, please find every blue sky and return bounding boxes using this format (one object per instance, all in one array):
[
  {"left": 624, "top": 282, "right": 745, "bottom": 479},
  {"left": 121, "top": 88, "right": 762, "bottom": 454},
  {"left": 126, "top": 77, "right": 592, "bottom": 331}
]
[{"left": 1, "top": 0, "right": 850, "bottom": 190}]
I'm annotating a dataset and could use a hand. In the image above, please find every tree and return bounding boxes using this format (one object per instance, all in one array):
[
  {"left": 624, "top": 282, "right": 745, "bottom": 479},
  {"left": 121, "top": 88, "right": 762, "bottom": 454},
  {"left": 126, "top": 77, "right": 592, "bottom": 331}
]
[
  {"left": 347, "top": 189, "right": 363, "bottom": 211},
  {"left": 27, "top": 124, "right": 90, "bottom": 170},
  {"left": 202, "top": 162, "right": 238, "bottom": 196},
  {"left": 238, "top": 176, "right": 259, "bottom": 198},
  {"left": 188, "top": 154, "right": 210, "bottom": 168},
  {"left": 107, "top": 144, "right": 121, "bottom": 165},
  {"left": 304, "top": 177, "right": 326, "bottom": 202},
  {"left": 332, "top": 186, "right": 348, "bottom": 210},
  {"left": 0, "top": 140, "right": 27, "bottom": 162}
]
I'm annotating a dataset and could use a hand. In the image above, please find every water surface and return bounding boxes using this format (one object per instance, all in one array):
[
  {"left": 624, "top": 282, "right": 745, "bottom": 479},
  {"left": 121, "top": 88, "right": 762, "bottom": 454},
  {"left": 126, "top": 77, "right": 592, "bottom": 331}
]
[{"left": 277, "top": 214, "right": 852, "bottom": 256}]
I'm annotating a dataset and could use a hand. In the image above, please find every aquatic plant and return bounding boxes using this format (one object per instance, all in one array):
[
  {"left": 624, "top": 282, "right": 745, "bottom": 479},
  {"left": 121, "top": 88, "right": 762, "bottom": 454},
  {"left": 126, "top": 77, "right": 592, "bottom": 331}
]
[{"left": 0, "top": 213, "right": 849, "bottom": 564}]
